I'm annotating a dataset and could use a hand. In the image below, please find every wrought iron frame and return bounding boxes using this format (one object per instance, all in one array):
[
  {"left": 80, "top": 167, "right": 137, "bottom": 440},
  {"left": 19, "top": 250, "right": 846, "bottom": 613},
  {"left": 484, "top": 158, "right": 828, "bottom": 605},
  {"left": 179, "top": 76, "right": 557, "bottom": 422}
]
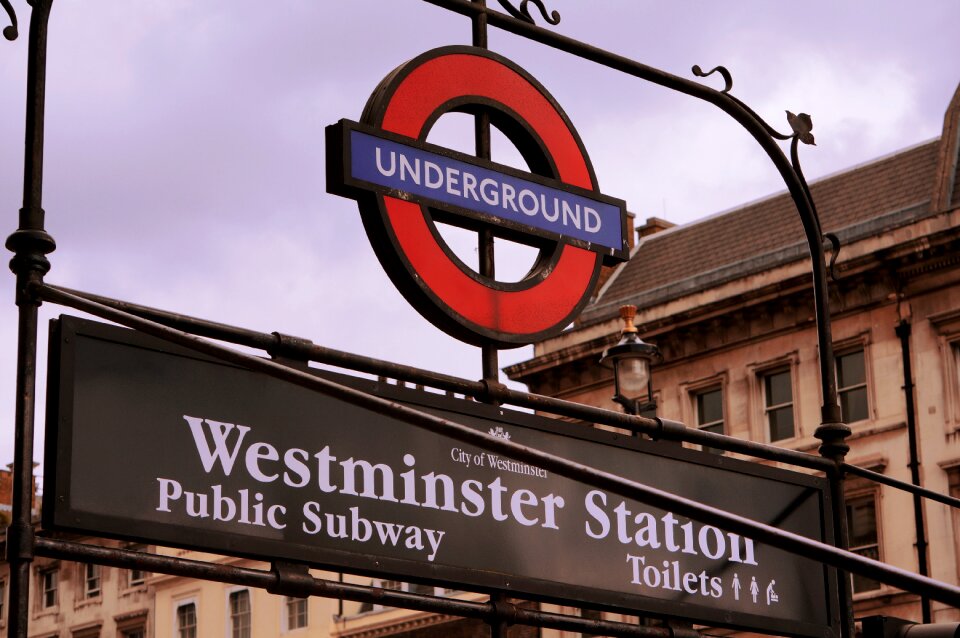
[{"left": 4, "top": 2, "right": 959, "bottom": 638}]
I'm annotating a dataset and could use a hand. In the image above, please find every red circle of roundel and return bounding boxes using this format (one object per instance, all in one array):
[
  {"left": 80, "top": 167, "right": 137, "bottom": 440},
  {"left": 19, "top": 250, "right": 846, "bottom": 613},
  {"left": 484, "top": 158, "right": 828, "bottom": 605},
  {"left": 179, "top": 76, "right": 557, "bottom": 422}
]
[{"left": 360, "top": 46, "right": 602, "bottom": 348}]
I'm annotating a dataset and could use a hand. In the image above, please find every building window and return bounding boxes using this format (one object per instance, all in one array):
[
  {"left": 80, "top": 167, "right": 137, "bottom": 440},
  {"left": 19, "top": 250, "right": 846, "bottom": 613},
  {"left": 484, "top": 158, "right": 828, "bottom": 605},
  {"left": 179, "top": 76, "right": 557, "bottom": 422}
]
[
  {"left": 285, "top": 596, "right": 308, "bottom": 631},
  {"left": 846, "top": 495, "right": 881, "bottom": 593},
  {"left": 176, "top": 601, "right": 197, "bottom": 638},
  {"left": 126, "top": 544, "right": 148, "bottom": 587},
  {"left": 953, "top": 341, "right": 960, "bottom": 405},
  {"left": 83, "top": 563, "right": 101, "bottom": 599},
  {"left": 128, "top": 567, "right": 147, "bottom": 588},
  {"left": 638, "top": 395, "right": 658, "bottom": 421},
  {"left": 120, "top": 628, "right": 145, "bottom": 638},
  {"left": 39, "top": 567, "right": 58, "bottom": 609},
  {"left": 837, "top": 349, "right": 868, "bottom": 423},
  {"left": 947, "top": 465, "right": 960, "bottom": 582},
  {"left": 762, "top": 369, "right": 795, "bottom": 441},
  {"left": 695, "top": 386, "right": 724, "bottom": 453},
  {"left": 0, "top": 578, "right": 5, "bottom": 622},
  {"left": 229, "top": 590, "right": 251, "bottom": 638}
]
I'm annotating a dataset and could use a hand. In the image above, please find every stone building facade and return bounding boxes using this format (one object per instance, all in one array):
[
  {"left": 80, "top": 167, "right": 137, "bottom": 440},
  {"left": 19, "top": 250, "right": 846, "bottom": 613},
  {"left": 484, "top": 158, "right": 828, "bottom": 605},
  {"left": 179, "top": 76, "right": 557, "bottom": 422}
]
[
  {"left": 0, "top": 538, "right": 153, "bottom": 638},
  {"left": 505, "top": 82, "right": 960, "bottom": 626}
]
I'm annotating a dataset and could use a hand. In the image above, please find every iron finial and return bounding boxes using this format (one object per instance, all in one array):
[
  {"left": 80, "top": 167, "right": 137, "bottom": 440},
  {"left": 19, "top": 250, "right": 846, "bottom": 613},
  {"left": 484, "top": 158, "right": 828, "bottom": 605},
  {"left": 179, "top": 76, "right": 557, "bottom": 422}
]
[
  {"left": 495, "top": 0, "right": 560, "bottom": 25},
  {"left": 1, "top": 0, "right": 17, "bottom": 41},
  {"left": 786, "top": 111, "right": 816, "bottom": 145},
  {"left": 619, "top": 305, "right": 638, "bottom": 334},
  {"left": 692, "top": 64, "right": 733, "bottom": 94}
]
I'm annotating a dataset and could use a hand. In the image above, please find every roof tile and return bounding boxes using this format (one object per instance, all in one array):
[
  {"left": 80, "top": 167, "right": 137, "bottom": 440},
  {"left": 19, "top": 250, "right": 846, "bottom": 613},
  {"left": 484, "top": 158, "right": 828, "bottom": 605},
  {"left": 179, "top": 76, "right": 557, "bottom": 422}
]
[{"left": 590, "top": 140, "right": 939, "bottom": 317}]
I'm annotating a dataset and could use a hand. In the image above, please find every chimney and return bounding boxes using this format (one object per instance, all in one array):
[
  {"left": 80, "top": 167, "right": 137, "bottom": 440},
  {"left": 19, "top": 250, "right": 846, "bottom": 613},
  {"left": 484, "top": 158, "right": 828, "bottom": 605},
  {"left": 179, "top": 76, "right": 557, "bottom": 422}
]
[{"left": 636, "top": 216, "right": 676, "bottom": 240}]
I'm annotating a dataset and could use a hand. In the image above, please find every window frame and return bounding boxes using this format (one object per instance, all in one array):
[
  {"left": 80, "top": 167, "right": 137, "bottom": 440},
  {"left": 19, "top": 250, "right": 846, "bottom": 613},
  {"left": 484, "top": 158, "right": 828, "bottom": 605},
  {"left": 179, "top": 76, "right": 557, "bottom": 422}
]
[
  {"left": 227, "top": 588, "right": 252, "bottom": 638},
  {"left": 116, "top": 615, "right": 147, "bottom": 638},
  {"left": 694, "top": 386, "right": 724, "bottom": 434},
  {"left": 81, "top": 563, "right": 102, "bottom": 600},
  {"left": 931, "top": 310, "right": 960, "bottom": 433},
  {"left": 763, "top": 368, "right": 796, "bottom": 442},
  {"left": 679, "top": 373, "right": 727, "bottom": 454},
  {"left": 845, "top": 490, "right": 883, "bottom": 595},
  {"left": 37, "top": 565, "right": 59, "bottom": 611},
  {"left": 836, "top": 348, "right": 869, "bottom": 424},
  {"left": 828, "top": 333, "right": 874, "bottom": 425},
  {"left": 71, "top": 626, "right": 102, "bottom": 638},
  {"left": 748, "top": 354, "right": 800, "bottom": 444},
  {"left": 174, "top": 598, "right": 198, "bottom": 638},
  {"left": 942, "top": 460, "right": 960, "bottom": 585},
  {"left": 637, "top": 390, "right": 660, "bottom": 422},
  {"left": 124, "top": 544, "right": 149, "bottom": 589},
  {"left": 283, "top": 596, "right": 308, "bottom": 632}
]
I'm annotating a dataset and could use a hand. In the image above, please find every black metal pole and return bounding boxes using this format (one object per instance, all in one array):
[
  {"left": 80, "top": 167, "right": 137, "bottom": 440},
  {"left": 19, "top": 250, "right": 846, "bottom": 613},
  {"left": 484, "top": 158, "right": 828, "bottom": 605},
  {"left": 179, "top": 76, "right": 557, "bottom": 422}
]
[
  {"left": 896, "top": 319, "right": 931, "bottom": 622},
  {"left": 5, "top": 2, "right": 56, "bottom": 638},
  {"left": 471, "top": 7, "right": 510, "bottom": 635},
  {"left": 471, "top": 0, "right": 501, "bottom": 386}
]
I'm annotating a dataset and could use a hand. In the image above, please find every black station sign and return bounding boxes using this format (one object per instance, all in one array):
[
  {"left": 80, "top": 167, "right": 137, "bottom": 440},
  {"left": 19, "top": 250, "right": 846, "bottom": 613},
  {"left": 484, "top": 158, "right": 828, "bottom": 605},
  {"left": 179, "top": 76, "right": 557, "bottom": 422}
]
[{"left": 45, "top": 316, "right": 837, "bottom": 638}]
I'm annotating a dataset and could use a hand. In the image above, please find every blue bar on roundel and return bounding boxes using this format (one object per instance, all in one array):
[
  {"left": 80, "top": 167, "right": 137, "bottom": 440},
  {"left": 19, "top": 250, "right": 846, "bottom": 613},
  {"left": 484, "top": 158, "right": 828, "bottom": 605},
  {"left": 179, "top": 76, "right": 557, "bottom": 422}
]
[{"left": 350, "top": 130, "right": 623, "bottom": 253}]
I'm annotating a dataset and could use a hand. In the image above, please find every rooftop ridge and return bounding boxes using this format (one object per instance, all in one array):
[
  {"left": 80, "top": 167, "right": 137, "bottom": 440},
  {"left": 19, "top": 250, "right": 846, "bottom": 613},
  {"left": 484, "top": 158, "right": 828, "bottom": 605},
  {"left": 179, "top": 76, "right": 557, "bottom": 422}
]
[
  {"left": 643, "top": 136, "right": 941, "bottom": 241},
  {"left": 592, "top": 137, "right": 941, "bottom": 312}
]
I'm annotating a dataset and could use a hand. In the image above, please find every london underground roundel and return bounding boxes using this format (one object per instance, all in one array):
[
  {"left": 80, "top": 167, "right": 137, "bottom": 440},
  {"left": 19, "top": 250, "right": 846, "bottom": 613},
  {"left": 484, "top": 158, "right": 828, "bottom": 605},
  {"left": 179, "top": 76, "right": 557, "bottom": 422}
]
[{"left": 327, "top": 46, "right": 628, "bottom": 348}]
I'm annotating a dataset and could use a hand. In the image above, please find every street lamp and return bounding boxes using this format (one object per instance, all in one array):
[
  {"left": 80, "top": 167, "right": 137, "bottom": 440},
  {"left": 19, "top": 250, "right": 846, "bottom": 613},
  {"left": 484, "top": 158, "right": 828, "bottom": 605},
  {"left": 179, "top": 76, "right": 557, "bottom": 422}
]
[{"left": 600, "top": 305, "right": 661, "bottom": 415}]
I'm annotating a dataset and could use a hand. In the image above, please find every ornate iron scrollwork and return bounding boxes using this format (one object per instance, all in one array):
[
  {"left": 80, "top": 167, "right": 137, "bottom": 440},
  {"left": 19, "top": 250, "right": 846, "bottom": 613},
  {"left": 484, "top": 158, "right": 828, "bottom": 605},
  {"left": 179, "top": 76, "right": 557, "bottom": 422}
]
[
  {"left": 823, "top": 233, "right": 842, "bottom": 282},
  {"left": 691, "top": 63, "right": 836, "bottom": 281},
  {"left": 2, "top": 0, "right": 17, "bottom": 41},
  {"left": 691, "top": 64, "right": 733, "bottom": 94},
  {"left": 787, "top": 110, "right": 816, "bottom": 145},
  {"left": 495, "top": 0, "right": 560, "bottom": 25}
]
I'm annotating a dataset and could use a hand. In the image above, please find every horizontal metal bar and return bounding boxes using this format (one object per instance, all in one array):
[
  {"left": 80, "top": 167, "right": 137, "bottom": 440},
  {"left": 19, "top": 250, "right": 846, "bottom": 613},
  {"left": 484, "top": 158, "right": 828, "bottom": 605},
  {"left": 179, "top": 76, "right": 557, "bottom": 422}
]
[
  {"left": 49, "top": 286, "right": 480, "bottom": 395},
  {"left": 34, "top": 538, "right": 678, "bottom": 638},
  {"left": 34, "top": 282, "right": 960, "bottom": 607},
  {"left": 843, "top": 463, "right": 960, "bottom": 510},
  {"left": 46, "top": 284, "right": 833, "bottom": 472},
  {"left": 422, "top": 0, "right": 715, "bottom": 101}
]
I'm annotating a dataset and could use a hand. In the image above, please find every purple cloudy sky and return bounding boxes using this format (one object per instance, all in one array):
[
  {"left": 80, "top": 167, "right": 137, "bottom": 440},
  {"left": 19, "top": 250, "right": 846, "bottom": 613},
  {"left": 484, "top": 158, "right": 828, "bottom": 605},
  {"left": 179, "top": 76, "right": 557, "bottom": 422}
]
[{"left": 0, "top": 1, "right": 958, "bottom": 472}]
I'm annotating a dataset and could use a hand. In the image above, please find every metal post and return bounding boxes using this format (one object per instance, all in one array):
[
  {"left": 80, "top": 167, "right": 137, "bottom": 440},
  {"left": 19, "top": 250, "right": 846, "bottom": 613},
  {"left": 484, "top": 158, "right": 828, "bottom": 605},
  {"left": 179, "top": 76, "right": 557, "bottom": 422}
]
[
  {"left": 489, "top": 592, "right": 509, "bottom": 638},
  {"left": 5, "top": 2, "right": 56, "bottom": 637},
  {"left": 896, "top": 320, "right": 931, "bottom": 622},
  {"left": 471, "top": 0, "right": 500, "bottom": 384}
]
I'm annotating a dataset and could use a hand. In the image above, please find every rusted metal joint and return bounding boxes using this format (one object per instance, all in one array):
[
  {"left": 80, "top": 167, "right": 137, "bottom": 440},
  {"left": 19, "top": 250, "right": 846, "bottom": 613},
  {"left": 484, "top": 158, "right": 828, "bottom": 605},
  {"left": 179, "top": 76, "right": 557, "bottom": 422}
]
[
  {"left": 5, "top": 519, "right": 35, "bottom": 562},
  {"left": 490, "top": 597, "right": 518, "bottom": 625},
  {"left": 15, "top": 274, "right": 47, "bottom": 308},
  {"left": 814, "top": 421, "right": 851, "bottom": 466},
  {"left": 267, "top": 561, "right": 314, "bottom": 599},
  {"left": 652, "top": 417, "right": 686, "bottom": 442},
  {"left": 268, "top": 331, "right": 314, "bottom": 363},
  {"left": 478, "top": 378, "right": 509, "bottom": 404},
  {"left": 6, "top": 227, "right": 55, "bottom": 272},
  {"left": 668, "top": 625, "right": 702, "bottom": 638},
  {"left": 6, "top": 224, "right": 55, "bottom": 307}
]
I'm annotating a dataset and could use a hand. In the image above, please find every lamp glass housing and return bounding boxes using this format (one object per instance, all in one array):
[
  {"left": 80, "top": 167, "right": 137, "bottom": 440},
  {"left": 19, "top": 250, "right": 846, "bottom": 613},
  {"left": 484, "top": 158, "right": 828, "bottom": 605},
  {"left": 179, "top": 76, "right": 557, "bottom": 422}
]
[{"left": 615, "top": 356, "right": 650, "bottom": 403}]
